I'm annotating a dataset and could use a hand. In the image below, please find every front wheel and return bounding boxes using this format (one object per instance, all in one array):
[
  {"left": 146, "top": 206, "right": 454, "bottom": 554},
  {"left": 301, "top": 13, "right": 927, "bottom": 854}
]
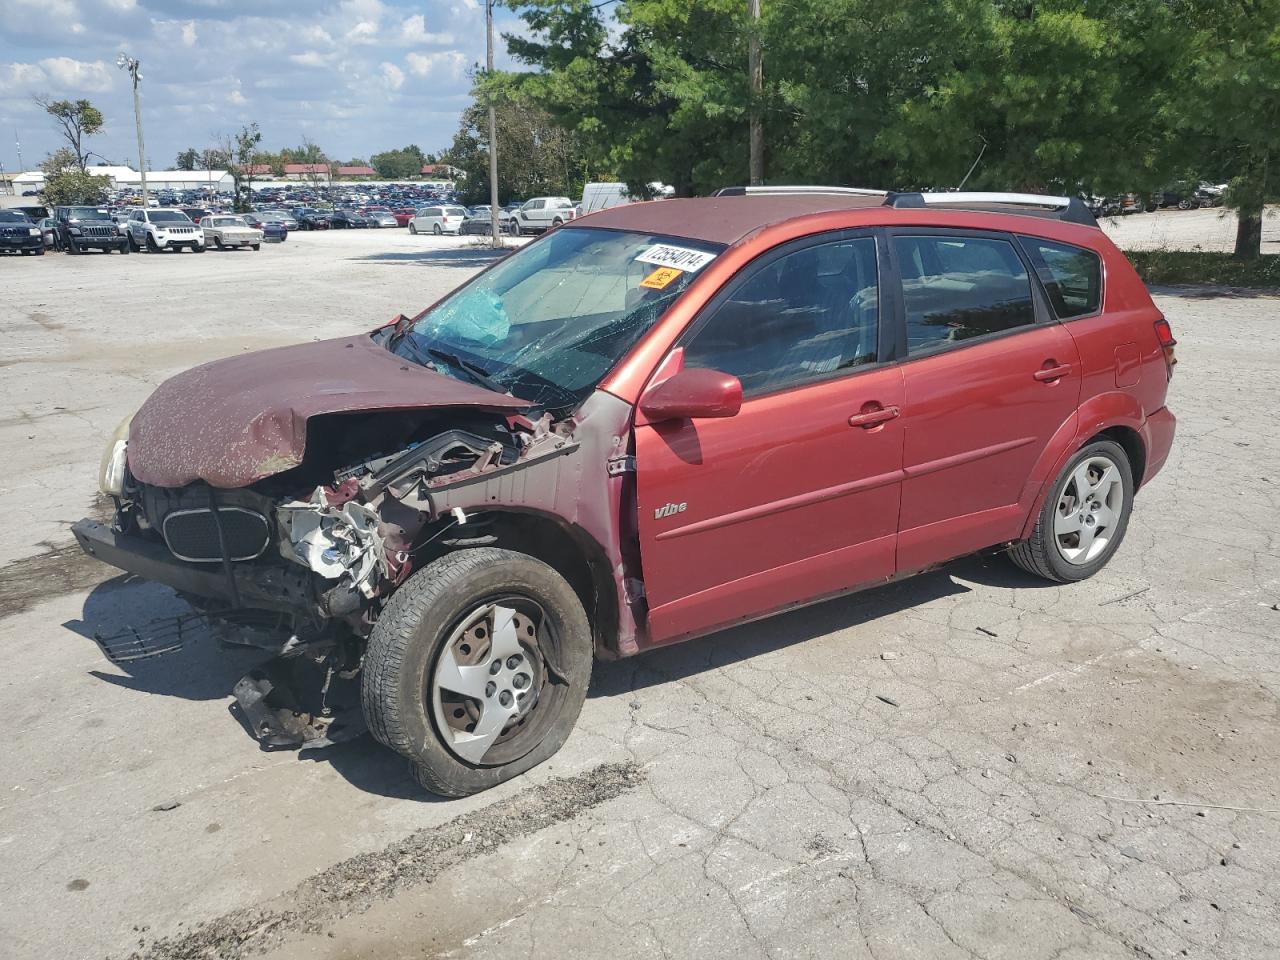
[
  {"left": 1008, "top": 439, "right": 1134, "bottom": 583},
  {"left": 507, "top": 219, "right": 521, "bottom": 236},
  {"left": 67, "top": 238, "right": 81, "bottom": 254},
  {"left": 128, "top": 234, "right": 140, "bottom": 252},
  {"left": 251, "top": 243, "right": 260, "bottom": 251},
  {"left": 362, "top": 548, "right": 592, "bottom": 797},
  {"left": 214, "top": 237, "right": 224, "bottom": 250},
  {"left": 146, "top": 235, "right": 159, "bottom": 253},
  {"left": 409, "top": 222, "right": 417, "bottom": 234}
]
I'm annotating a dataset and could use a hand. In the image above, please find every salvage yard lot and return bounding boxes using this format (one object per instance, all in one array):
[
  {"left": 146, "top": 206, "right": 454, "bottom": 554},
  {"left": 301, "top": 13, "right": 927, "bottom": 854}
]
[{"left": 1, "top": 222, "right": 1278, "bottom": 960}]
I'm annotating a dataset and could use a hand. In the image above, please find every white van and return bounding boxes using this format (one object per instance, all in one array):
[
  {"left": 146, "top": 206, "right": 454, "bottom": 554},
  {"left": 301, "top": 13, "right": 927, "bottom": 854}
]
[{"left": 576, "top": 181, "right": 675, "bottom": 218}]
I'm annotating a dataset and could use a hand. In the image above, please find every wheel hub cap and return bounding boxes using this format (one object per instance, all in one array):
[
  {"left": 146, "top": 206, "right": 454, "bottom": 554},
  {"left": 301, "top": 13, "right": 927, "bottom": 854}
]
[{"left": 1054, "top": 456, "right": 1124, "bottom": 565}]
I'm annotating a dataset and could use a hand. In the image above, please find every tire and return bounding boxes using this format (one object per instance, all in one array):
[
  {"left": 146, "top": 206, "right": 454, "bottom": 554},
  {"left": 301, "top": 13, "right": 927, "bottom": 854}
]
[
  {"left": 552, "top": 217, "right": 564, "bottom": 228},
  {"left": 34, "top": 247, "right": 45, "bottom": 256},
  {"left": 1008, "top": 439, "right": 1134, "bottom": 583},
  {"left": 409, "top": 223, "right": 417, "bottom": 234},
  {"left": 67, "top": 238, "right": 81, "bottom": 254},
  {"left": 214, "top": 237, "right": 224, "bottom": 250},
  {"left": 432, "top": 223, "right": 442, "bottom": 235},
  {"left": 118, "top": 242, "right": 128, "bottom": 255},
  {"left": 251, "top": 243, "right": 260, "bottom": 251},
  {"left": 194, "top": 242, "right": 205, "bottom": 253},
  {"left": 146, "top": 235, "right": 159, "bottom": 253},
  {"left": 128, "top": 234, "right": 140, "bottom": 252},
  {"left": 362, "top": 547, "right": 593, "bottom": 798},
  {"left": 508, "top": 219, "right": 521, "bottom": 236}
]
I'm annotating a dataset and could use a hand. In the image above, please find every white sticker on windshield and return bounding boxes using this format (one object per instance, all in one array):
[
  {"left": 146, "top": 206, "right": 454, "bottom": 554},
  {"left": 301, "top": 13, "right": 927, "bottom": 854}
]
[{"left": 635, "top": 244, "right": 716, "bottom": 272}]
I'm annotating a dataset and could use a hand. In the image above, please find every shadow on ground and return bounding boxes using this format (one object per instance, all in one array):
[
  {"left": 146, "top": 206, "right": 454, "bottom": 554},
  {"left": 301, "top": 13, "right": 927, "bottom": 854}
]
[{"left": 350, "top": 247, "right": 513, "bottom": 268}]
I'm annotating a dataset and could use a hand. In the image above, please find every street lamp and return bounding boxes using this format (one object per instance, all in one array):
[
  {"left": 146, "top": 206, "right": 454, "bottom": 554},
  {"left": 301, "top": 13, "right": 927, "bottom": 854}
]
[
  {"left": 486, "top": 0, "right": 500, "bottom": 249},
  {"left": 116, "top": 53, "right": 148, "bottom": 207}
]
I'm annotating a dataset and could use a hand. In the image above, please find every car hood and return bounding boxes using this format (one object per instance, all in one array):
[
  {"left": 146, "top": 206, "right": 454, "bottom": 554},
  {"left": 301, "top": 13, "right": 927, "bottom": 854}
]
[{"left": 127, "top": 333, "right": 532, "bottom": 489}]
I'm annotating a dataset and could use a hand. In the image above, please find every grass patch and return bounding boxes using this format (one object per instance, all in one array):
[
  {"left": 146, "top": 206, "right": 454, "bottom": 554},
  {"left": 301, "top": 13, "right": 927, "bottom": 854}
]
[{"left": 1124, "top": 249, "right": 1280, "bottom": 289}]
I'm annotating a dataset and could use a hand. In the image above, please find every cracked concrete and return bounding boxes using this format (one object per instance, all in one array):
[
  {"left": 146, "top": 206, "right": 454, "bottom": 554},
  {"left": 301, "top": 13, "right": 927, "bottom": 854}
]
[{"left": 0, "top": 225, "right": 1277, "bottom": 960}]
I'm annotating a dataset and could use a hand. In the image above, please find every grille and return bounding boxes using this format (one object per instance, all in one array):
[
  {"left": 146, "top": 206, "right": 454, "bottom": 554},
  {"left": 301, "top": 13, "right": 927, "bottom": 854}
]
[
  {"left": 82, "top": 225, "right": 117, "bottom": 237},
  {"left": 165, "top": 226, "right": 195, "bottom": 234},
  {"left": 162, "top": 507, "right": 270, "bottom": 563}
]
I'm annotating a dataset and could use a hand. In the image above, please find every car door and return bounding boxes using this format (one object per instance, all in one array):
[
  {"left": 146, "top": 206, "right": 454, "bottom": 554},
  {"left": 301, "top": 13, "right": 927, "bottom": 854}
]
[
  {"left": 634, "top": 232, "right": 906, "bottom": 646},
  {"left": 520, "top": 199, "right": 545, "bottom": 229},
  {"left": 887, "top": 229, "right": 1082, "bottom": 572}
]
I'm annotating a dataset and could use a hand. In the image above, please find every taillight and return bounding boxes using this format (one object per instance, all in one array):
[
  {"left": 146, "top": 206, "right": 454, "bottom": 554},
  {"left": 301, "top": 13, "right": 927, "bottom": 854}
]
[{"left": 1154, "top": 317, "right": 1177, "bottom": 377}]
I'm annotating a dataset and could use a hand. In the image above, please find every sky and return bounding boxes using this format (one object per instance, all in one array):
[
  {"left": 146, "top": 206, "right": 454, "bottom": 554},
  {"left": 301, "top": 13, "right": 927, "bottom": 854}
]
[{"left": 0, "top": 0, "right": 529, "bottom": 174}]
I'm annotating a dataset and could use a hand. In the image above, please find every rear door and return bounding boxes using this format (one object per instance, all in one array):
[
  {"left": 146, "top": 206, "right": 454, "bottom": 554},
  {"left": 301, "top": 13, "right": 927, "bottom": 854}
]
[
  {"left": 635, "top": 231, "right": 905, "bottom": 645},
  {"left": 887, "top": 229, "right": 1082, "bottom": 571}
]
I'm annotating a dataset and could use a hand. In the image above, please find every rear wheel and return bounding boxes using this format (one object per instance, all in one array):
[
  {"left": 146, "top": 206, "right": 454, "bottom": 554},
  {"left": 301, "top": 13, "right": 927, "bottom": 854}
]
[
  {"left": 1008, "top": 439, "right": 1134, "bottom": 583},
  {"left": 432, "top": 223, "right": 443, "bottom": 235},
  {"left": 409, "top": 222, "right": 417, "bottom": 234},
  {"left": 251, "top": 243, "right": 260, "bottom": 251},
  {"left": 128, "top": 234, "right": 140, "bottom": 252},
  {"left": 362, "top": 548, "right": 592, "bottom": 797}
]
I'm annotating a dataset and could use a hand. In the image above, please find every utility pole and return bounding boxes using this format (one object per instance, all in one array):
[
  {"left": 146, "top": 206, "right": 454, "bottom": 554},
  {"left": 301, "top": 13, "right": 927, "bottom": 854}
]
[
  {"left": 487, "top": 0, "right": 501, "bottom": 249},
  {"left": 116, "top": 54, "right": 148, "bottom": 206},
  {"left": 14, "top": 130, "right": 24, "bottom": 173},
  {"left": 748, "top": 0, "right": 763, "bottom": 186}
]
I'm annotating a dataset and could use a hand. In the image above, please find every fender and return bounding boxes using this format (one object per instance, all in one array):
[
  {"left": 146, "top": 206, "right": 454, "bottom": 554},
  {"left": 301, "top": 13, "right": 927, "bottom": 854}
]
[{"left": 1017, "top": 390, "right": 1146, "bottom": 540}]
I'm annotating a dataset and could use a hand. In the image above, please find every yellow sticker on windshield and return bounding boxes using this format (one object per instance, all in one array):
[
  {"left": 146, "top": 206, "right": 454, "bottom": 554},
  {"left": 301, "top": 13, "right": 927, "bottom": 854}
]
[{"left": 640, "top": 266, "right": 683, "bottom": 290}]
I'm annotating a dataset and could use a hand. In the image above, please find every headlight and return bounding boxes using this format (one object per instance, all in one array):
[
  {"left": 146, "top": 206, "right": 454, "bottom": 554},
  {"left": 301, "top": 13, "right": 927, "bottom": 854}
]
[
  {"left": 28, "top": 227, "right": 40, "bottom": 236},
  {"left": 98, "top": 413, "right": 134, "bottom": 497},
  {"left": 69, "top": 226, "right": 81, "bottom": 235}
]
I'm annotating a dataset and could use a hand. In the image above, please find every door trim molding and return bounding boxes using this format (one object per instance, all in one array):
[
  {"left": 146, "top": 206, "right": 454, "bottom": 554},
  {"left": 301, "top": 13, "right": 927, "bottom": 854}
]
[{"left": 903, "top": 435, "right": 1036, "bottom": 480}]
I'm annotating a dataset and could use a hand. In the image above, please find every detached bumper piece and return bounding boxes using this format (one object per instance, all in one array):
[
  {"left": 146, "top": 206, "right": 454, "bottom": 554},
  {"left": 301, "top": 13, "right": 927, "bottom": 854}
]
[
  {"left": 232, "top": 658, "right": 366, "bottom": 751},
  {"left": 92, "top": 611, "right": 207, "bottom": 664}
]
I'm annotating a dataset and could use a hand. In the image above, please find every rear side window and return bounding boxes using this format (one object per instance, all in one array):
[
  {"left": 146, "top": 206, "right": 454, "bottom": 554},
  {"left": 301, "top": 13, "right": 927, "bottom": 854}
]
[
  {"left": 894, "top": 235, "right": 1036, "bottom": 354},
  {"left": 1021, "top": 238, "right": 1102, "bottom": 318}
]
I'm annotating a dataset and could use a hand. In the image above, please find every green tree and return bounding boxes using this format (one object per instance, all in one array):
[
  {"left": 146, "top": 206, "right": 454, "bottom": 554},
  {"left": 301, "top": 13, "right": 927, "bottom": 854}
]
[
  {"left": 446, "top": 93, "right": 584, "bottom": 203},
  {"left": 175, "top": 147, "right": 199, "bottom": 171},
  {"left": 33, "top": 96, "right": 105, "bottom": 172},
  {"left": 370, "top": 145, "right": 427, "bottom": 179},
  {"left": 1171, "top": 0, "right": 1280, "bottom": 259},
  {"left": 39, "top": 147, "right": 110, "bottom": 205},
  {"left": 221, "top": 122, "right": 264, "bottom": 211}
]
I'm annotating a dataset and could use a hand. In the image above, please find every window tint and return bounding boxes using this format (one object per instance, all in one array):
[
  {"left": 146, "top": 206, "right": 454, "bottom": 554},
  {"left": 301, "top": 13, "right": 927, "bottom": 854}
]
[
  {"left": 526, "top": 199, "right": 545, "bottom": 211},
  {"left": 1023, "top": 238, "right": 1102, "bottom": 318},
  {"left": 894, "top": 235, "right": 1035, "bottom": 354},
  {"left": 684, "top": 237, "right": 879, "bottom": 396}
]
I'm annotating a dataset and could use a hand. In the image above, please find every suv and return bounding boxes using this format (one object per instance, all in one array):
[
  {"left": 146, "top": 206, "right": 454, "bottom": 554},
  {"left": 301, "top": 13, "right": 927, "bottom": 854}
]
[
  {"left": 126, "top": 208, "right": 205, "bottom": 253},
  {"left": 509, "top": 196, "right": 577, "bottom": 235},
  {"left": 73, "top": 188, "right": 1176, "bottom": 797},
  {"left": 0, "top": 210, "right": 44, "bottom": 255},
  {"left": 54, "top": 205, "right": 130, "bottom": 254}
]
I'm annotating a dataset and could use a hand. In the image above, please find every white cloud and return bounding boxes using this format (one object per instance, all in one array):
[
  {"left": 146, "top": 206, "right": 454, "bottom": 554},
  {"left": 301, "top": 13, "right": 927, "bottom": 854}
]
[
  {"left": 406, "top": 50, "right": 467, "bottom": 80},
  {"left": 380, "top": 61, "right": 405, "bottom": 90},
  {"left": 9, "top": 57, "right": 116, "bottom": 94},
  {"left": 181, "top": 21, "right": 197, "bottom": 47},
  {"left": 399, "top": 13, "right": 453, "bottom": 46},
  {"left": 289, "top": 50, "right": 329, "bottom": 68}
]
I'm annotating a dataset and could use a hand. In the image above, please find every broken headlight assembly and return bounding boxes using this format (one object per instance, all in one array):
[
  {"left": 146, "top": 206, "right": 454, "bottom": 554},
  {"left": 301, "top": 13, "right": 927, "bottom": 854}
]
[{"left": 98, "top": 413, "right": 134, "bottom": 497}]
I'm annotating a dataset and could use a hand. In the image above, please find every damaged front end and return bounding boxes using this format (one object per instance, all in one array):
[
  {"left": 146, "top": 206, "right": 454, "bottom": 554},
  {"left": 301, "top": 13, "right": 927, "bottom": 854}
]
[{"left": 74, "top": 389, "right": 641, "bottom": 751}]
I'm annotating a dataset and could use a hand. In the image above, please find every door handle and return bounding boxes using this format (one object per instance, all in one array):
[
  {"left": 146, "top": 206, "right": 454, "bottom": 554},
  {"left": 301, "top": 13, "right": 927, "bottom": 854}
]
[
  {"left": 1033, "top": 363, "right": 1072, "bottom": 382},
  {"left": 848, "top": 404, "right": 901, "bottom": 428}
]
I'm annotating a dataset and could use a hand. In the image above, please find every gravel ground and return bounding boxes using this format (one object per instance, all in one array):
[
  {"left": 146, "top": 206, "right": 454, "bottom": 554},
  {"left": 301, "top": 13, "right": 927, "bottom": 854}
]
[
  {"left": 0, "top": 225, "right": 1277, "bottom": 960},
  {"left": 1098, "top": 205, "right": 1280, "bottom": 253}
]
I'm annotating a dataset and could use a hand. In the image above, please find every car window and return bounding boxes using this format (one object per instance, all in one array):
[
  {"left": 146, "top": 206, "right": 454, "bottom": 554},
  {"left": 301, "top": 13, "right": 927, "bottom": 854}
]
[
  {"left": 1021, "top": 238, "right": 1102, "bottom": 318},
  {"left": 683, "top": 237, "right": 880, "bottom": 396},
  {"left": 446, "top": 207, "right": 466, "bottom": 216},
  {"left": 894, "top": 235, "right": 1036, "bottom": 354},
  {"left": 525, "top": 200, "right": 545, "bottom": 211}
]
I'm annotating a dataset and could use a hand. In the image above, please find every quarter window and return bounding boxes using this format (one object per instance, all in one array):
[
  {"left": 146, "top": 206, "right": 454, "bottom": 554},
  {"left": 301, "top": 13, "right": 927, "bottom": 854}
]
[
  {"left": 1022, "top": 238, "right": 1102, "bottom": 318},
  {"left": 684, "top": 237, "right": 880, "bottom": 396},
  {"left": 894, "top": 235, "right": 1036, "bottom": 354}
]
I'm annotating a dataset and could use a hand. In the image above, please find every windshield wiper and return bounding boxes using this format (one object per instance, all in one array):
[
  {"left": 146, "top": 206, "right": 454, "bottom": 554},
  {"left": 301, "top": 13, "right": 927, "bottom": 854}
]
[{"left": 423, "top": 346, "right": 508, "bottom": 395}]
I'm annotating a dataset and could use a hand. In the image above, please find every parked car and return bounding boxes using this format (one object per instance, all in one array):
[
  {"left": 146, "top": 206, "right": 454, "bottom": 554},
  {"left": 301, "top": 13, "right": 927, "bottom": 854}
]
[
  {"left": 181, "top": 207, "right": 212, "bottom": 225},
  {"left": 125, "top": 208, "right": 204, "bottom": 252},
  {"left": 202, "top": 214, "right": 264, "bottom": 251},
  {"left": 295, "top": 208, "right": 332, "bottom": 230},
  {"left": 392, "top": 207, "right": 416, "bottom": 227},
  {"left": 459, "top": 209, "right": 507, "bottom": 235},
  {"left": 241, "top": 212, "right": 289, "bottom": 242},
  {"left": 55, "top": 205, "right": 131, "bottom": 254},
  {"left": 409, "top": 204, "right": 467, "bottom": 234},
  {"left": 258, "top": 210, "right": 299, "bottom": 231},
  {"left": 0, "top": 210, "right": 44, "bottom": 255},
  {"left": 37, "top": 217, "right": 58, "bottom": 249},
  {"left": 362, "top": 208, "right": 400, "bottom": 228},
  {"left": 73, "top": 187, "right": 1176, "bottom": 797},
  {"left": 509, "top": 196, "right": 577, "bottom": 235},
  {"left": 329, "top": 209, "right": 371, "bottom": 229}
]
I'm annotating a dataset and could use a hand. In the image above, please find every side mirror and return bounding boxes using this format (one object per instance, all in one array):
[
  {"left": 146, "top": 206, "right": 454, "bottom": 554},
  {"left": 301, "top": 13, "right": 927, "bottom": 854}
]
[{"left": 639, "top": 367, "right": 742, "bottom": 423}]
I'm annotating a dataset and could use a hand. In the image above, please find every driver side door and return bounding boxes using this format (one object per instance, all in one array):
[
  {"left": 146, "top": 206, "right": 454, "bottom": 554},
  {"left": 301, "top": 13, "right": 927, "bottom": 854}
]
[{"left": 633, "top": 232, "right": 906, "bottom": 646}]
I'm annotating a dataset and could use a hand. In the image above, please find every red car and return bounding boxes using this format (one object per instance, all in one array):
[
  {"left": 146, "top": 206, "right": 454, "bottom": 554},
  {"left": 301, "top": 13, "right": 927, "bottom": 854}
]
[
  {"left": 392, "top": 207, "right": 416, "bottom": 227},
  {"left": 74, "top": 188, "right": 1175, "bottom": 796}
]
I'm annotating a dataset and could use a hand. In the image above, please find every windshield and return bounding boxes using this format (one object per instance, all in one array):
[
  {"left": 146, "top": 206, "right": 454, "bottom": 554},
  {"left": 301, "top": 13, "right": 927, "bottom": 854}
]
[
  {"left": 66, "top": 207, "right": 110, "bottom": 220},
  {"left": 0, "top": 211, "right": 30, "bottom": 223},
  {"left": 151, "top": 211, "right": 191, "bottom": 223},
  {"left": 394, "top": 226, "right": 723, "bottom": 409},
  {"left": 210, "top": 217, "right": 246, "bottom": 227}
]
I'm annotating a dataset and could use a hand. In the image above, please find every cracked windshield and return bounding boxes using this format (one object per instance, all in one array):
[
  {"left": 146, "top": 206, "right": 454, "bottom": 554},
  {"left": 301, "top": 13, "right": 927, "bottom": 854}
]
[{"left": 394, "top": 227, "right": 723, "bottom": 408}]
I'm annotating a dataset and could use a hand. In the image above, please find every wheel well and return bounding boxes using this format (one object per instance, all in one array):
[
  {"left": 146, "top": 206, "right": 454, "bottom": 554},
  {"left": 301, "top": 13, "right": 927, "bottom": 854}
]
[
  {"left": 417, "top": 510, "right": 619, "bottom": 657},
  {"left": 1094, "top": 426, "right": 1146, "bottom": 486}
]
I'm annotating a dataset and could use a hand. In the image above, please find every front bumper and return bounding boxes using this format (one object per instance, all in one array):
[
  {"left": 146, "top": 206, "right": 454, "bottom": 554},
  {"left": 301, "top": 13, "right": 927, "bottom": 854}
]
[
  {"left": 72, "top": 518, "right": 316, "bottom": 615},
  {"left": 0, "top": 236, "right": 43, "bottom": 252}
]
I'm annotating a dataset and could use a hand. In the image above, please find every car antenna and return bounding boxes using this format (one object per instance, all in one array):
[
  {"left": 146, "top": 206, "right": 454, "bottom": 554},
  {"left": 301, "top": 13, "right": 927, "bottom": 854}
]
[{"left": 957, "top": 136, "right": 988, "bottom": 191}]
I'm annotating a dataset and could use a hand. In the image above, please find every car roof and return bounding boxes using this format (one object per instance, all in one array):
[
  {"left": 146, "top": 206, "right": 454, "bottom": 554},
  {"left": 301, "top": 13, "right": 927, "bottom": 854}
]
[
  {"left": 572, "top": 195, "right": 885, "bottom": 244},
  {"left": 572, "top": 193, "right": 1103, "bottom": 246}
]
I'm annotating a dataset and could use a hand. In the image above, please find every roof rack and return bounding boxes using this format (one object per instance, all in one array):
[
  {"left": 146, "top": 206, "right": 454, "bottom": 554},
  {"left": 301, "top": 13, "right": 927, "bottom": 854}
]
[
  {"left": 713, "top": 185, "right": 888, "bottom": 198},
  {"left": 884, "top": 191, "right": 1097, "bottom": 227}
]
